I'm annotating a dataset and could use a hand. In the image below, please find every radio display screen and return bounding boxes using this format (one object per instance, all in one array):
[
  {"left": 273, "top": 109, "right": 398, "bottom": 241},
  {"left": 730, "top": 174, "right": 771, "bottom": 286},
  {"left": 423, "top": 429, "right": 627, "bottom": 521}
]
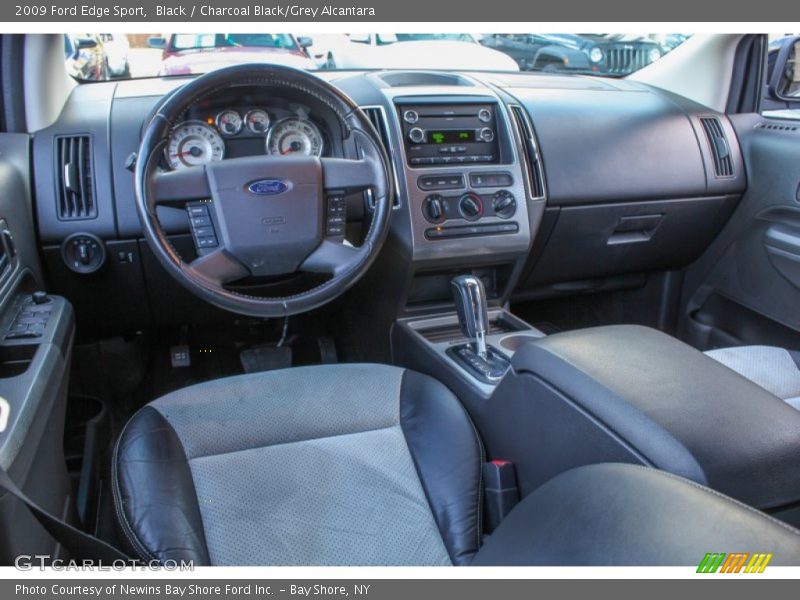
[
  {"left": 398, "top": 102, "right": 500, "bottom": 166},
  {"left": 428, "top": 130, "right": 476, "bottom": 144}
]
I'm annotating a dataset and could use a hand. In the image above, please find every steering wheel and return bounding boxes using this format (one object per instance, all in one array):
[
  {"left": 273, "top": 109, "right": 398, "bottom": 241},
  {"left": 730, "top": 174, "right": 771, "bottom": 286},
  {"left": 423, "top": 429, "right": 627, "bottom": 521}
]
[{"left": 135, "top": 64, "right": 393, "bottom": 318}]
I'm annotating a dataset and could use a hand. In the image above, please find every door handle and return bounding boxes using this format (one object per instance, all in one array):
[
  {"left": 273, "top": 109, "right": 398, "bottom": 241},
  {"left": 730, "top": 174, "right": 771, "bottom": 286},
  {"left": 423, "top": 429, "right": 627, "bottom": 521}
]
[{"left": 764, "top": 224, "right": 800, "bottom": 289}]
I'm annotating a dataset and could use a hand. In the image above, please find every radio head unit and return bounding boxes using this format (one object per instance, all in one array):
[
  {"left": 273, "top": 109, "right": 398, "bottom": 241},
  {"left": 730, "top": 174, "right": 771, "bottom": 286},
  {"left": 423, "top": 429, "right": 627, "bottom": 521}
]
[{"left": 397, "top": 103, "right": 500, "bottom": 167}]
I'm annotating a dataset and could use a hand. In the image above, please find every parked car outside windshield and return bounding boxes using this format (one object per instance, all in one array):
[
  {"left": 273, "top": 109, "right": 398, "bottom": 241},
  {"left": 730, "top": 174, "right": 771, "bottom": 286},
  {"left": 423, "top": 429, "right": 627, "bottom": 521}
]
[
  {"left": 65, "top": 32, "right": 690, "bottom": 81},
  {"left": 151, "top": 33, "right": 316, "bottom": 76}
]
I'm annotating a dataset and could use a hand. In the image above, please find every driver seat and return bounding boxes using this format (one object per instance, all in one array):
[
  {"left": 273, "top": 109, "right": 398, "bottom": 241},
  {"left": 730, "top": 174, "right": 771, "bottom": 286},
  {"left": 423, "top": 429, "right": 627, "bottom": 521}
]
[
  {"left": 113, "top": 363, "right": 800, "bottom": 566},
  {"left": 112, "top": 364, "right": 482, "bottom": 566}
]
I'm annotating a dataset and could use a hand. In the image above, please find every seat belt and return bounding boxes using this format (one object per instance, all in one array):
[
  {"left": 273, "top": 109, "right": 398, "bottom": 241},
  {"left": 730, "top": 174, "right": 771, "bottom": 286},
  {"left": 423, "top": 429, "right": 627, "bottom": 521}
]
[
  {"left": 482, "top": 460, "right": 520, "bottom": 534},
  {"left": 0, "top": 466, "right": 132, "bottom": 562}
]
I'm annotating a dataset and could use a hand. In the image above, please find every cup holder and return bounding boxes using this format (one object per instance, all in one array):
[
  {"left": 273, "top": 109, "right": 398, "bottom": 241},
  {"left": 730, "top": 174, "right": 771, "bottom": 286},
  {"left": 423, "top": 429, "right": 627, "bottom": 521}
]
[
  {"left": 0, "top": 344, "right": 36, "bottom": 378},
  {"left": 499, "top": 333, "right": 540, "bottom": 352}
]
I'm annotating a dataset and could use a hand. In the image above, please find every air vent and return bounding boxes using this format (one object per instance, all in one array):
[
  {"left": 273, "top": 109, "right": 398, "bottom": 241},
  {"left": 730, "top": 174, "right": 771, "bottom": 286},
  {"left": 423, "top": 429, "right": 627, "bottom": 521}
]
[
  {"left": 361, "top": 106, "right": 399, "bottom": 208},
  {"left": 55, "top": 135, "right": 97, "bottom": 220},
  {"left": 700, "top": 117, "right": 735, "bottom": 178},
  {"left": 756, "top": 121, "right": 799, "bottom": 132},
  {"left": 509, "top": 105, "right": 546, "bottom": 199}
]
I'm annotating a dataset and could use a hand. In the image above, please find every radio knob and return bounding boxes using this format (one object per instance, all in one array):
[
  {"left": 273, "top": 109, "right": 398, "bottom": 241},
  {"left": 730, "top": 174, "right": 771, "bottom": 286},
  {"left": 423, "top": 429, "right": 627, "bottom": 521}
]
[
  {"left": 423, "top": 195, "right": 446, "bottom": 224},
  {"left": 492, "top": 190, "right": 517, "bottom": 219},
  {"left": 459, "top": 193, "right": 484, "bottom": 221},
  {"left": 478, "top": 108, "right": 492, "bottom": 123},
  {"left": 404, "top": 110, "right": 419, "bottom": 124},
  {"left": 478, "top": 127, "right": 495, "bottom": 143},
  {"left": 408, "top": 127, "right": 425, "bottom": 144}
]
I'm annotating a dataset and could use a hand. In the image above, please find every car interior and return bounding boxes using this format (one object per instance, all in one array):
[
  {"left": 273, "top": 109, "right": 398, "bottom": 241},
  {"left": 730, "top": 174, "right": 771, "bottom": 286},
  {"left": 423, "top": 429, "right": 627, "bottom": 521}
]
[{"left": 1, "top": 32, "right": 800, "bottom": 566}]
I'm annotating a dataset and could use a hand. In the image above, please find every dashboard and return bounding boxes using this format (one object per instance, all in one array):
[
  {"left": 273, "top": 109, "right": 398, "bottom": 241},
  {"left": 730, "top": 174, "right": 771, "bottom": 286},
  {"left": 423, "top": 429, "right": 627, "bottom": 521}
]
[{"left": 30, "top": 69, "right": 748, "bottom": 332}]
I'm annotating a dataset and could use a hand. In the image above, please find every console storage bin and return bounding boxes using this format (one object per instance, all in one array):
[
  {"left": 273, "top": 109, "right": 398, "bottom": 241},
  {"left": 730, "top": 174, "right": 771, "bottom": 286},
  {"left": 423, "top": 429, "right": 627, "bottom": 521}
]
[{"left": 479, "top": 325, "right": 800, "bottom": 511}]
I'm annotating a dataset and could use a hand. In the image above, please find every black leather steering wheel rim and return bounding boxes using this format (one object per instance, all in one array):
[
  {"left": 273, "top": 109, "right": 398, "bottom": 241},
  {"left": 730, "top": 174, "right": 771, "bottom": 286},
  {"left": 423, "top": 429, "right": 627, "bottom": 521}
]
[{"left": 135, "top": 63, "right": 393, "bottom": 318}]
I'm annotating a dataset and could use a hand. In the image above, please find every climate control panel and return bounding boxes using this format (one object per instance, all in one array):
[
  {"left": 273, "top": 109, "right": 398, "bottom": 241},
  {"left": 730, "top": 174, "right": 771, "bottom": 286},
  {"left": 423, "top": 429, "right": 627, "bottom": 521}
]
[{"left": 422, "top": 190, "right": 517, "bottom": 224}]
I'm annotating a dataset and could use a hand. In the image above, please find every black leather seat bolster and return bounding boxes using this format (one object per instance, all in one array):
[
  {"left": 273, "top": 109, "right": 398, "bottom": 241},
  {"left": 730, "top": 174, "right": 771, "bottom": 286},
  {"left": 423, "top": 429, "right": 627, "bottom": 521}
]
[
  {"left": 472, "top": 463, "right": 800, "bottom": 566},
  {"left": 509, "top": 325, "right": 800, "bottom": 509},
  {"left": 112, "top": 406, "right": 211, "bottom": 565},
  {"left": 400, "top": 370, "right": 483, "bottom": 565}
]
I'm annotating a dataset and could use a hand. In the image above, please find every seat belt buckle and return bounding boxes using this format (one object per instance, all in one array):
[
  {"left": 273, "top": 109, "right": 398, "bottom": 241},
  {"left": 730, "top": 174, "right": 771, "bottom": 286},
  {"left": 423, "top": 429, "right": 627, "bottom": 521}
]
[{"left": 483, "top": 460, "right": 519, "bottom": 533}]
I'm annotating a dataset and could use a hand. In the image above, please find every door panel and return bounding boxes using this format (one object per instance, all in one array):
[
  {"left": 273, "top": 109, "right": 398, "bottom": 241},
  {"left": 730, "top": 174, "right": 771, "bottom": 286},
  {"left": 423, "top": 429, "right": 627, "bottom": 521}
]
[
  {"left": 680, "top": 113, "right": 800, "bottom": 349},
  {"left": 0, "top": 133, "right": 77, "bottom": 563}
]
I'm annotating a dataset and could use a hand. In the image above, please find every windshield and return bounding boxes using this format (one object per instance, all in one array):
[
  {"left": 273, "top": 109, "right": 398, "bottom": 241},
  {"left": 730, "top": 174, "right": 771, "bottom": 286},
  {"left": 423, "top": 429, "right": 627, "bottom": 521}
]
[
  {"left": 65, "top": 32, "right": 690, "bottom": 81},
  {"left": 376, "top": 34, "right": 475, "bottom": 44},
  {"left": 169, "top": 33, "right": 299, "bottom": 51}
]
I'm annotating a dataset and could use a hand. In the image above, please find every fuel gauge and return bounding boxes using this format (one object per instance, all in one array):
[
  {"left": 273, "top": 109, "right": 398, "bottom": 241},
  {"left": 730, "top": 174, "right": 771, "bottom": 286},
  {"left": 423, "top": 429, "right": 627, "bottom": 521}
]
[
  {"left": 245, "top": 109, "right": 270, "bottom": 134},
  {"left": 215, "top": 110, "right": 243, "bottom": 136}
]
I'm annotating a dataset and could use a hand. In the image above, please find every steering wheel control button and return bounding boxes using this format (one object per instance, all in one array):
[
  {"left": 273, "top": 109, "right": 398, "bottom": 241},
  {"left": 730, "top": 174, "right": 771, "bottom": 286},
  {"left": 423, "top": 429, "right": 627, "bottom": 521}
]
[
  {"left": 61, "top": 233, "right": 106, "bottom": 274},
  {"left": 326, "top": 196, "right": 347, "bottom": 238},
  {"left": 186, "top": 203, "right": 219, "bottom": 255},
  {"left": 492, "top": 190, "right": 518, "bottom": 219},
  {"left": 422, "top": 195, "right": 447, "bottom": 224},
  {"left": 470, "top": 172, "right": 514, "bottom": 188},
  {"left": 188, "top": 205, "right": 209, "bottom": 217},
  {"left": 459, "top": 193, "right": 484, "bottom": 221},
  {"left": 196, "top": 237, "right": 218, "bottom": 249}
]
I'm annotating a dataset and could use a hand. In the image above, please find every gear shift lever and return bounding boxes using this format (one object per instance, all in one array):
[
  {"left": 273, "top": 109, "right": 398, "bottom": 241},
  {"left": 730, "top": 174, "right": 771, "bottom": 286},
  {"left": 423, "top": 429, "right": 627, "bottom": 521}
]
[
  {"left": 448, "top": 275, "right": 510, "bottom": 384},
  {"left": 451, "top": 275, "right": 489, "bottom": 357}
]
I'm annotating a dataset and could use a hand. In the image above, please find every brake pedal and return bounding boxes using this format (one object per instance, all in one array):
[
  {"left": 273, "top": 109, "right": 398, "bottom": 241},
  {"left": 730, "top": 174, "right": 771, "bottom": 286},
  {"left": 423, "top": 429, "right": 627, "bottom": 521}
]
[
  {"left": 240, "top": 345, "right": 292, "bottom": 373},
  {"left": 318, "top": 336, "right": 338, "bottom": 364}
]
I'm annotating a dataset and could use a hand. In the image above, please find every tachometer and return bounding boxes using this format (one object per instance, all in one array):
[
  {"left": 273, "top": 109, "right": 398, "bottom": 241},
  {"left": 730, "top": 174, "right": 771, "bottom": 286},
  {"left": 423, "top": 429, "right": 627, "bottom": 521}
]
[
  {"left": 166, "top": 121, "right": 225, "bottom": 171},
  {"left": 245, "top": 109, "right": 270, "bottom": 134},
  {"left": 216, "top": 110, "right": 243, "bottom": 136},
  {"left": 266, "top": 118, "right": 323, "bottom": 157}
]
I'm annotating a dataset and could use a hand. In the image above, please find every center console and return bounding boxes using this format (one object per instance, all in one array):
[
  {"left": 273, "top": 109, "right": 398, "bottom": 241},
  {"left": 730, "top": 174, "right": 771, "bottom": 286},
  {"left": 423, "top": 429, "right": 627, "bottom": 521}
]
[
  {"left": 381, "top": 88, "right": 542, "bottom": 268},
  {"left": 393, "top": 274, "right": 544, "bottom": 399},
  {"left": 473, "top": 325, "right": 800, "bottom": 523}
]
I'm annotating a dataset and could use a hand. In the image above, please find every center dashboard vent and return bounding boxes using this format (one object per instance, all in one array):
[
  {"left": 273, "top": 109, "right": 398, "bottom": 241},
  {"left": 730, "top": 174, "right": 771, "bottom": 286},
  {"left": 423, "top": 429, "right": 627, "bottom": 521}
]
[
  {"left": 55, "top": 135, "right": 97, "bottom": 220},
  {"left": 699, "top": 117, "right": 735, "bottom": 178},
  {"left": 509, "top": 105, "right": 546, "bottom": 199},
  {"left": 361, "top": 106, "right": 399, "bottom": 207}
]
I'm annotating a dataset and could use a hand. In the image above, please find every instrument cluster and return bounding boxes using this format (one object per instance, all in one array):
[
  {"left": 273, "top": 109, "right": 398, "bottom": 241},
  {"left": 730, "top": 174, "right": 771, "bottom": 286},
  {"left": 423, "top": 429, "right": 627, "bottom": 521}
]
[{"left": 165, "top": 106, "right": 326, "bottom": 171}]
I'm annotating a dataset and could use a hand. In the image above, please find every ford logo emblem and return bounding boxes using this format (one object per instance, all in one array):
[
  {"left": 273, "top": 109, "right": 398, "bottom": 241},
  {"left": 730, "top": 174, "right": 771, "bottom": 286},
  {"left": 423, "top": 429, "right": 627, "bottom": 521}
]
[{"left": 247, "top": 179, "right": 290, "bottom": 195}]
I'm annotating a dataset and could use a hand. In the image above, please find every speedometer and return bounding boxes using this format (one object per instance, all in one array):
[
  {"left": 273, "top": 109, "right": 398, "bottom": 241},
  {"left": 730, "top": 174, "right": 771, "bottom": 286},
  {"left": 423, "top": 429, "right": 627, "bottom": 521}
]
[
  {"left": 266, "top": 118, "right": 323, "bottom": 157},
  {"left": 166, "top": 121, "right": 225, "bottom": 171}
]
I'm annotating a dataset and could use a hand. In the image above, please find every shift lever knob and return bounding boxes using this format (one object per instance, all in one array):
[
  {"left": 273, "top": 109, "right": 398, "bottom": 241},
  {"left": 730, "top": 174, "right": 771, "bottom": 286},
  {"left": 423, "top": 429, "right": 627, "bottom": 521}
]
[{"left": 451, "top": 275, "right": 489, "bottom": 357}]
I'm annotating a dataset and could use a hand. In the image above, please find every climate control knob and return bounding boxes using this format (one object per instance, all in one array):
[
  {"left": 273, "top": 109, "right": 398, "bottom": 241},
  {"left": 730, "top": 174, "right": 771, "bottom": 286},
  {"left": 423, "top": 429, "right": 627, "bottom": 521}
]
[
  {"left": 492, "top": 190, "right": 517, "bottom": 219},
  {"left": 423, "top": 194, "right": 446, "bottom": 224},
  {"left": 408, "top": 127, "right": 426, "bottom": 144},
  {"left": 459, "top": 193, "right": 484, "bottom": 221}
]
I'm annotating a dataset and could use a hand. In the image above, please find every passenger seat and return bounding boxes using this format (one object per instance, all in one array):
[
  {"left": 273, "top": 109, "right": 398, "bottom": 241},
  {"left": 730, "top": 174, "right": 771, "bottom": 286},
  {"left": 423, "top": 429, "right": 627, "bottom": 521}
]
[{"left": 705, "top": 346, "right": 800, "bottom": 410}]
